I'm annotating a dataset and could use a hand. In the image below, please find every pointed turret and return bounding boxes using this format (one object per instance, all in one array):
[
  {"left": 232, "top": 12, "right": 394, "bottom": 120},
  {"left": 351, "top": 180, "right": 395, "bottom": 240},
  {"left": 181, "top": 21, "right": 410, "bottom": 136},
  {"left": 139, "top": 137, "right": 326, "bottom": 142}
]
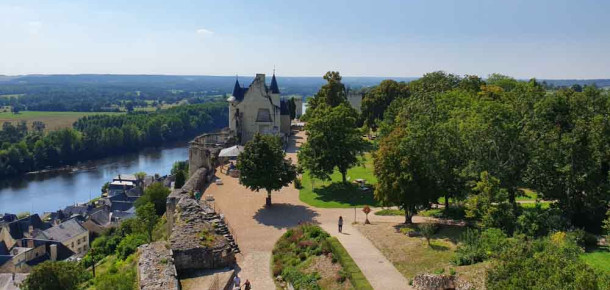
[
  {"left": 270, "top": 73, "right": 280, "bottom": 94},
  {"left": 231, "top": 79, "right": 245, "bottom": 101}
]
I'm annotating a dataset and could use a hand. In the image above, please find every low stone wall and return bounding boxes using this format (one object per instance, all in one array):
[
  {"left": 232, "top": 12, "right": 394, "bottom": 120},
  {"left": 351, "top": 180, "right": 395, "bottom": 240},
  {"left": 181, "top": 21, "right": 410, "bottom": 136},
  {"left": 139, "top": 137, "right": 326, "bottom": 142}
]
[
  {"left": 138, "top": 242, "right": 179, "bottom": 290},
  {"left": 170, "top": 197, "right": 235, "bottom": 272},
  {"left": 412, "top": 274, "right": 473, "bottom": 290}
]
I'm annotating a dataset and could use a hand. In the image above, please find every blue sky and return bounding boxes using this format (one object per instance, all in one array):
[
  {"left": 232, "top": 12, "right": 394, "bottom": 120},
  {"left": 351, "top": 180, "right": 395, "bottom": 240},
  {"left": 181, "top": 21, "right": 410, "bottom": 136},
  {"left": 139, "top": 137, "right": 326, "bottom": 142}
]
[{"left": 1, "top": 0, "right": 609, "bottom": 78}]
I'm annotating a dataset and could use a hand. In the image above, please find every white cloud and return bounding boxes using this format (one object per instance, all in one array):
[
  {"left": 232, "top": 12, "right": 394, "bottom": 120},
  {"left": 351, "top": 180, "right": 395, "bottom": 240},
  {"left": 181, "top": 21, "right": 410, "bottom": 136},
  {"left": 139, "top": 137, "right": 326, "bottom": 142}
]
[{"left": 196, "top": 28, "right": 214, "bottom": 36}]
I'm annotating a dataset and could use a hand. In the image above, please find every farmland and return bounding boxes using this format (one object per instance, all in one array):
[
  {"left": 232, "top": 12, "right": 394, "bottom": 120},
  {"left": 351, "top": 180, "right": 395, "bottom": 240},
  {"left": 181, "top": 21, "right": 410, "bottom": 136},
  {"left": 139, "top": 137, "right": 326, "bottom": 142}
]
[{"left": 0, "top": 110, "right": 123, "bottom": 131}]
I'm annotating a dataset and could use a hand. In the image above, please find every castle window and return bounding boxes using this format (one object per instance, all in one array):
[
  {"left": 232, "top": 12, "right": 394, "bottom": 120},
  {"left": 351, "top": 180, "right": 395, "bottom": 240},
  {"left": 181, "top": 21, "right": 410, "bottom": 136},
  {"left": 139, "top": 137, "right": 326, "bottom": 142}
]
[{"left": 256, "top": 109, "right": 272, "bottom": 122}]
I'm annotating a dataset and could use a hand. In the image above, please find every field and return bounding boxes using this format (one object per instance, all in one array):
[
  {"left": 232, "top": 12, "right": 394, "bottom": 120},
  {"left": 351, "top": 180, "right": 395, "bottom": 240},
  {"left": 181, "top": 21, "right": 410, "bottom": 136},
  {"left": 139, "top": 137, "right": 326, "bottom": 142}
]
[
  {"left": 581, "top": 247, "right": 610, "bottom": 274},
  {"left": 355, "top": 222, "right": 488, "bottom": 288},
  {"left": 0, "top": 110, "right": 123, "bottom": 131},
  {"left": 299, "top": 154, "right": 380, "bottom": 208}
]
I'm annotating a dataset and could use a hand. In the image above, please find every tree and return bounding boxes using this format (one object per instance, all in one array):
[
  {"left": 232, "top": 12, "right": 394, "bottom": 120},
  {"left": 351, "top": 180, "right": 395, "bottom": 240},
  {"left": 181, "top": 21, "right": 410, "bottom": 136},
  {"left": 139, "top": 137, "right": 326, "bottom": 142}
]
[
  {"left": 465, "top": 171, "right": 516, "bottom": 234},
  {"left": 21, "top": 261, "right": 90, "bottom": 290},
  {"left": 136, "top": 202, "right": 158, "bottom": 242},
  {"left": 361, "top": 80, "right": 409, "bottom": 130},
  {"left": 298, "top": 103, "right": 367, "bottom": 183},
  {"left": 135, "top": 182, "right": 170, "bottom": 216},
  {"left": 306, "top": 71, "right": 347, "bottom": 112},
  {"left": 238, "top": 133, "right": 297, "bottom": 206},
  {"left": 288, "top": 97, "right": 297, "bottom": 120},
  {"left": 418, "top": 223, "right": 438, "bottom": 247},
  {"left": 373, "top": 127, "right": 437, "bottom": 224},
  {"left": 174, "top": 170, "right": 186, "bottom": 189}
]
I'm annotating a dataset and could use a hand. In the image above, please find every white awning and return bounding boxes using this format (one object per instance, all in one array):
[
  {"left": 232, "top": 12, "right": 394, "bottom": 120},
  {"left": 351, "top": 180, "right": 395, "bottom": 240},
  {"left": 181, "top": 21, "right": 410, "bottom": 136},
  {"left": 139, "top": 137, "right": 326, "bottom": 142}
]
[{"left": 219, "top": 145, "right": 244, "bottom": 157}]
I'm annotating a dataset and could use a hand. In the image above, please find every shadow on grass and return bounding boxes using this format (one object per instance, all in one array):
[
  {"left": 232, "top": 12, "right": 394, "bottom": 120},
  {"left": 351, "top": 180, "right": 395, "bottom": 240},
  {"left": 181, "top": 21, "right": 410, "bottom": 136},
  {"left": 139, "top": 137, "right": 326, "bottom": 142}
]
[
  {"left": 253, "top": 203, "right": 319, "bottom": 229},
  {"left": 430, "top": 242, "right": 450, "bottom": 251},
  {"left": 391, "top": 223, "right": 466, "bottom": 244},
  {"left": 312, "top": 182, "right": 379, "bottom": 206}
]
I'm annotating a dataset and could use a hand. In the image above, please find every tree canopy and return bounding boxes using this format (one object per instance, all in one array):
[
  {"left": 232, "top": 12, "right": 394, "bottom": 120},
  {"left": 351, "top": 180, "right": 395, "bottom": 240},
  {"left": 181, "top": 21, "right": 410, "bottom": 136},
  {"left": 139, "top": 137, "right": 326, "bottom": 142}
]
[{"left": 238, "top": 134, "right": 297, "bottom": 205}]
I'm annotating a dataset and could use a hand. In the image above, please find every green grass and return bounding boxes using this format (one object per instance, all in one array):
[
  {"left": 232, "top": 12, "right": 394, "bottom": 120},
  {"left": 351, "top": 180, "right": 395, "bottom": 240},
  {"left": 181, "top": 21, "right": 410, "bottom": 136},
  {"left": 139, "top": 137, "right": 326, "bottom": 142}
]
[
  {"left": 299, "top": 154, "right": 380, "bottom": 208},
  {"left": 516, "top": 188, "right": 538, "bottom": 201},
  {"left": 0, "top": 110, "right": 123, "bottom": 131},
  {"left": 582, "top": 247, "right": 610, "bottom": 274},
  {"left": 375, "top": 209, "right": 405, "bottom": 216},
  {"left": 519, "top": 202, "right": 551, "bottom": 209},
  {"left": 327, "top": 237, "right": 374, "bottom": 290}
]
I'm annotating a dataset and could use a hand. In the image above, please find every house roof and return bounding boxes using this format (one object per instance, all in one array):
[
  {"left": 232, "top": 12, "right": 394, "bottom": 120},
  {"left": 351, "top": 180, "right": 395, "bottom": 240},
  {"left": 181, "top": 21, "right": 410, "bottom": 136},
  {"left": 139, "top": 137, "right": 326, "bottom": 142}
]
[
  {"left": 0, "top": 241, "right": 8, "bottom": 255},
  {"left": 89, "top": 208, "right": 110, "bottom": 226},
  {"left": 231, "top": 80, "right": 248, "bottom": 102},
  {"left": 0, "top": 256, "right": 11, "bottom": 267},
  {"left": 36, "top": 219, "right": 87, "bottom": 243},
  {"left": 110, "top": 201, "right": 135, "bottom": 212},
  {"left": 63, "top": 205, "right": 92, "bottom": 218},
  {"left": 113, "top": 174, "right": 138, "bottom": 182},
  {"left": 4, "top": 214, "right": 50, "bottom": 240},
  {"left": 270, "top": 74, "right": 280, "bottom": 94}
]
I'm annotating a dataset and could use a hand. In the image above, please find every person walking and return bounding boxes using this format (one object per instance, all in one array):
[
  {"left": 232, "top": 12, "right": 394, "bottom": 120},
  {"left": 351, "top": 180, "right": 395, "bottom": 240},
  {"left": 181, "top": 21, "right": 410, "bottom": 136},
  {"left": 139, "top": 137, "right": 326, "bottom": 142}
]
[
  {"left": 338, "top": 216, "right": 343, "bottom": 233},
  {"left": 244, "top": 279, "right": 251, "bottom": 290},
  {"left": 233, "top": 274, "right": 241, "bottom": 289}
]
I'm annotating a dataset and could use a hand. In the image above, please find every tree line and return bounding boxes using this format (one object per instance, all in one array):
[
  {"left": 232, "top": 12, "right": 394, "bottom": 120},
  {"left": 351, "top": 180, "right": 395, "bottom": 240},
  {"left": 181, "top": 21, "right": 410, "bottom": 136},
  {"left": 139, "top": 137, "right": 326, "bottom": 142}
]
[
  {"left": 299, "top": 71, "right": 610, "bottom": 288},
  {"left": 0, "top": 102, "right": 228, "bottom": 178}
]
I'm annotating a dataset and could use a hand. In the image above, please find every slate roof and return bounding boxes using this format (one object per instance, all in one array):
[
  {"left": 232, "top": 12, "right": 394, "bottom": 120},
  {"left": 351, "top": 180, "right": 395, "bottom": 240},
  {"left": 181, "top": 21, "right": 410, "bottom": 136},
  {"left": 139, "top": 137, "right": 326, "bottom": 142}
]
[
  {"left": 1, "top": 214, "right": 17, "bottom": 223},
  {"left": 0, "top": 241, "right": 8, "bottom": 255},
  {"left": 63, "top": 205, "right": 93, "bottom": 218},
  {"left": 89, "top": 208, "right": 110, "bottom": 226},
  {"left": 36, "top": 219, "right": 87, "bottom": 243},
  {"left": 113, "top": 174, "right": 138, "bottom": 182},
  {"left": 0, "top": 256, "right": 11, "bottom": 267},
  {"left": 110, "top": 201, "right": 135, "bottom": 212},
  {"left": 4, "top": 214, "right": 50, "bottom": 240},
  {"left": 270, "top": 74, "right": 280, "bottom": 94},
  {"left": 231, "top": 80, "right": 248, "bottom": 102}
]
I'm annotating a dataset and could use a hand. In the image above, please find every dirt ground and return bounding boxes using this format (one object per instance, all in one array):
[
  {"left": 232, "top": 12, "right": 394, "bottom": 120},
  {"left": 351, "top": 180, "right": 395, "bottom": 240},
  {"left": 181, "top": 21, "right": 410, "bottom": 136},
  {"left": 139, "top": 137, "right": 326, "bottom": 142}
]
[{"left": 354, "top": 222, "right": 488, "bottom": 289}]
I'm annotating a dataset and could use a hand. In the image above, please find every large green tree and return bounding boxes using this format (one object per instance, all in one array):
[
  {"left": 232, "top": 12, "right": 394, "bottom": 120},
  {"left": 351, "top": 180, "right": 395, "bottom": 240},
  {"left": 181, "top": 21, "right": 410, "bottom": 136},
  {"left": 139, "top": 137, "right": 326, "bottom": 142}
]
[
  {"left": 135, "top": 182, "right": 170, "bottom": 216},
  {"left": 306, "top": 71, "right": 347, "bottom": 112},
  {"left": 136, "top": 202, "right": 159, "bottom": 242},
  {"left": 22, "top": 261, "right": 90, "bottom": 290},
  {"left": 238, "top": 134, "right": 297, "bottom": 205},
  {"left": 299, "top": 103, "right": 367, "bottom": 183},
  {"left": 361, "top": 79, "right": 409, "bottom": 130}
]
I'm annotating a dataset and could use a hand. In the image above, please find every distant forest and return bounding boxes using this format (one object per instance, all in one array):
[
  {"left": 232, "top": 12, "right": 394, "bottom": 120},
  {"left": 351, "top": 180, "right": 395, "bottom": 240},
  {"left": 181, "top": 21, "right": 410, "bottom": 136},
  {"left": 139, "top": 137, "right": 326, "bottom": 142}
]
[
  {"left": 0, "top": 74, "right": 414, "bottom": 112},
  {"left": 0, "top": 102, "right": 228, "bottom": 177}
]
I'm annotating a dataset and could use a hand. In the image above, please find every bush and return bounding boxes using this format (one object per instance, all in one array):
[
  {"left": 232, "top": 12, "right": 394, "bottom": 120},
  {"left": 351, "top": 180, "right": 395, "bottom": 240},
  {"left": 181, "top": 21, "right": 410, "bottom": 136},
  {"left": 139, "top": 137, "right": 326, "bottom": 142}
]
[
  {"left": 516, "top": 205, "right": 565, "bottom": 238},
  {"left": 418, "top": 223, "right": 438, "bottom": 246},
  {"left": 22, "top": 261, "right": 90, "bottom": 290},
  {"left": 115, "top": 234, "right": 147, "bottom": 260},
  {"left": 568, "top": 229, "right": 599, "bottom": 249},
  {"left": 486, "top": 235, "right": 603, "bottom": 289},
  {"left": 294, "top": 178, "right": 302, "bottom": 189},
  {"left": 454, "top": 228, "right": 508, "bottom": 265}
]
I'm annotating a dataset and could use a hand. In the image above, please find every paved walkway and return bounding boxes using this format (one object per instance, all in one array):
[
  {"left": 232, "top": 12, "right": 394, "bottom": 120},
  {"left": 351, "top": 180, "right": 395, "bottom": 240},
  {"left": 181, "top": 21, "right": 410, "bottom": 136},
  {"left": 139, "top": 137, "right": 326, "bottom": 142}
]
[{"left": 203, "top": 130, "right": 410, "bottom": 290}]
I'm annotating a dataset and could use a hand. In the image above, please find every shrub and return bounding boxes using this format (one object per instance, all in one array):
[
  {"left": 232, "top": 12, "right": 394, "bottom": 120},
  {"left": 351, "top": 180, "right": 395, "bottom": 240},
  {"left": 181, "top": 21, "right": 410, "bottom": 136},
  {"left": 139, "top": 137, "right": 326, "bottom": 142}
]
[
  {"left": 454, "top": 228, "right": 486, "bottom": 265},
  {"left": 568, "top": 229, "right": 599, "bottom": 249},
  {"left": 294, "top": 178, "right": 303, "bottom": 189},
  {"left": 116, "top": 234, "right": 147, "bottom": 260},
  {"left": 418, "top": 223, "right": 438, "bottom": 246},
  {"left": 22, "top": 261, "right": 90, "bottom": 290}
]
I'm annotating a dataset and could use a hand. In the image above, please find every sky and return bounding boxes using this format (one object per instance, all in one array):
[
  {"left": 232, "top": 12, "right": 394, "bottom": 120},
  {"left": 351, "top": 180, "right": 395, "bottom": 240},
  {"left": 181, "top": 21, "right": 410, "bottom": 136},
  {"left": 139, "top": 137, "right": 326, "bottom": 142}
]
[{"left": 1, "top": 0, "right": 609, "bottom": 79}]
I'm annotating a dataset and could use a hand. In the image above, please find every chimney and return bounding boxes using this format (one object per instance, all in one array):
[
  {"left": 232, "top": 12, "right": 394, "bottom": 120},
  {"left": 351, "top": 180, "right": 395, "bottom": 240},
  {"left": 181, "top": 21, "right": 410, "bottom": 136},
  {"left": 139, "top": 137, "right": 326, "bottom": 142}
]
[
  {"left": 28, "top": 225, "right": 34, "bottom": 237},
  {"left": 50, "top": 244, "right": 57, "bottom": 261},
  {"left": 27, "top": 239, "right": 34, "bottom": 248},
  {"left": 118, "top": 174, "right": 121, "bottom": 182}
]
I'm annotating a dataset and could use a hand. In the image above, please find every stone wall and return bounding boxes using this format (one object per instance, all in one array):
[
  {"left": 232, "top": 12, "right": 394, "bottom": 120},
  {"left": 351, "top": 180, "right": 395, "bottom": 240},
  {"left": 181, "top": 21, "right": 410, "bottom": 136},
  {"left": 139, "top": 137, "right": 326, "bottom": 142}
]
[
  {"left": 412, "top": 274, "right": 473, "bottom": 290},
  {"left": 170, "top": 197, "right": 235, "bottom": 272},
  {"left": 138, "top": 242, "right": 179, "bottom": 290}
]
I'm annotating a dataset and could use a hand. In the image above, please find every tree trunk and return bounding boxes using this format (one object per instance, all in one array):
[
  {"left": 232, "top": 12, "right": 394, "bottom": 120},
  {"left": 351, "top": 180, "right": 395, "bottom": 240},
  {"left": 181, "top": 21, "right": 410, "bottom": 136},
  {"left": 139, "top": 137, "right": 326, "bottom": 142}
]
[
  {"left": 444, "top": 194, "right": 449, "bottom": 211},
  {"left": 404, "top": 211, "right": 413, "bottom": 224},
  {"left": 341, "top": 171, "right": 347, "bottom": 183},
  {"left": 266, "top": 190, "right": 272, "bottom": 206}
]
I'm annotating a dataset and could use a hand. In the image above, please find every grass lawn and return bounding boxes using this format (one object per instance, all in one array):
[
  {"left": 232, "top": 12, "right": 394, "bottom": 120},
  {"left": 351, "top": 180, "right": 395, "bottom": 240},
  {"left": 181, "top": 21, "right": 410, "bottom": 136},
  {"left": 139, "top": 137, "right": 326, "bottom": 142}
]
[
  {"left": 299, "top": 154, "right": 380, "bottom": 208},
  {"left": 0, "top": 111, "right": 123, "bottom": 131},
  {"left": 517, "top": 188, "right": 538, "bottom": 201},
  {"left": 355, "top": 222, "right": 488, "bottom": 288},
  {"left": 581, "top": 246, "right": 610, "bottom": 274}
]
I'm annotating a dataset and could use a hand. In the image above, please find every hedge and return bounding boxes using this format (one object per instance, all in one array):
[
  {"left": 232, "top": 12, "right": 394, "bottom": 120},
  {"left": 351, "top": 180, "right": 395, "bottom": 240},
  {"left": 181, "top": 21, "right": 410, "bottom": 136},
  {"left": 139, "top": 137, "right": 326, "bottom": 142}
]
[{"left": 327, "top": 237, "right": 374, "bottom": 290}]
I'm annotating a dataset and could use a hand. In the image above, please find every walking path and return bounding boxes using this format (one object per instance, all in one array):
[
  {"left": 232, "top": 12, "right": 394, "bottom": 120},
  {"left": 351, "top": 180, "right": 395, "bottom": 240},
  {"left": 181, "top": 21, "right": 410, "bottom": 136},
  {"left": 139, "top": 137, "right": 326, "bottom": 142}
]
[{"left": 203, "top": 130, "right": 410, "bottom": 290}]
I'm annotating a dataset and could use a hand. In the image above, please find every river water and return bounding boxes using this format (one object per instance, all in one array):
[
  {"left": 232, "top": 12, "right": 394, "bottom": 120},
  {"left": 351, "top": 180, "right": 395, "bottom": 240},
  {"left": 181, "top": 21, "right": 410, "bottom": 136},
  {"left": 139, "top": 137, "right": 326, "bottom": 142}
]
[{"left": 0, "top": 143, "right": 189, "bottom": 214}]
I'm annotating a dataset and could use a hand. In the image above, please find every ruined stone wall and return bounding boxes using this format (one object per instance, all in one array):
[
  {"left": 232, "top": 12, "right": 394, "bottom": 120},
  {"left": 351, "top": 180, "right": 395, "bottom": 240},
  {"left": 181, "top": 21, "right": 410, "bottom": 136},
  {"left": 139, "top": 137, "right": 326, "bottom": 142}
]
[{"left": 138, "top": 242, "right": 179, "bottom": 290}]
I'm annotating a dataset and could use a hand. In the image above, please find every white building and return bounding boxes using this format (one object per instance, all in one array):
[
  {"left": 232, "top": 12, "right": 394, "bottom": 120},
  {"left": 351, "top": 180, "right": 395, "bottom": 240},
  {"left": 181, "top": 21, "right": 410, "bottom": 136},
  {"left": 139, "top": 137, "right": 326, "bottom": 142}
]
[{"left": 228, "top": 73, "right": 291, "bottom": 144}]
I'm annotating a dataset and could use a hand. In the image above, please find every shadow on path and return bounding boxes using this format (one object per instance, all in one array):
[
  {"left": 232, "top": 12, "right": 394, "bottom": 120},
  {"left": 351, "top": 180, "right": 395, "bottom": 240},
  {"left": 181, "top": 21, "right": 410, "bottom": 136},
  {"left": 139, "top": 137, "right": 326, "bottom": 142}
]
[{"left": 253, "top": 203, "right": 319, "bottom": 229}]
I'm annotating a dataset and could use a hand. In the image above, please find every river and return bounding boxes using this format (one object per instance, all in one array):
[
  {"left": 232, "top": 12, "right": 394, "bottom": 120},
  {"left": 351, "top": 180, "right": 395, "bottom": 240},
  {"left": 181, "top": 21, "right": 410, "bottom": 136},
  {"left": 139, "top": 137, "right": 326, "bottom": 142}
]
[{"left": 0, "top": 143, "right": 189, "bottom": 214}]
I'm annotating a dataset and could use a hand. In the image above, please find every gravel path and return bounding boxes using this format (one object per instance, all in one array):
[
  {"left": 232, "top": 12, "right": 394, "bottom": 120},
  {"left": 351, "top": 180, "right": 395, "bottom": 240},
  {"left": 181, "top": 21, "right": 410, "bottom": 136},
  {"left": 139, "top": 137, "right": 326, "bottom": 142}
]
[{"left": 203, "top": 131, "right": 410, "bottom": 290}]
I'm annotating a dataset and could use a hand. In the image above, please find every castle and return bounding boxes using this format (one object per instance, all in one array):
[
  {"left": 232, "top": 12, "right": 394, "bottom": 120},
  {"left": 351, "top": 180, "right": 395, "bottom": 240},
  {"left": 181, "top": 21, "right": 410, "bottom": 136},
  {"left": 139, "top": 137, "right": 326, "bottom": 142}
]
[{"left": 227, "top": 73, "right": 291, "bottom": 145}]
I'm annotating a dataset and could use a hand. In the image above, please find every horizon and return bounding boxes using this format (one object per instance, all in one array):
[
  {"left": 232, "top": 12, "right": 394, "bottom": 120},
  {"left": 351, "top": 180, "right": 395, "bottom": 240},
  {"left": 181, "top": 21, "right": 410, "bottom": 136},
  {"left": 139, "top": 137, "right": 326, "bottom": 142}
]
[{"left": 1, "top": 0, "right": 610, "bottom": 79}]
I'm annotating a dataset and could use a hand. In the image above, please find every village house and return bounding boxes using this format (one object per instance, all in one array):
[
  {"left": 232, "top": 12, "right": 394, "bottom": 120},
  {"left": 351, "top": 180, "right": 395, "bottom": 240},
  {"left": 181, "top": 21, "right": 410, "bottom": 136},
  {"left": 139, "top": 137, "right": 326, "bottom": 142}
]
[{"left": 36, "top": 218, "right": 89, "bottom": 255}]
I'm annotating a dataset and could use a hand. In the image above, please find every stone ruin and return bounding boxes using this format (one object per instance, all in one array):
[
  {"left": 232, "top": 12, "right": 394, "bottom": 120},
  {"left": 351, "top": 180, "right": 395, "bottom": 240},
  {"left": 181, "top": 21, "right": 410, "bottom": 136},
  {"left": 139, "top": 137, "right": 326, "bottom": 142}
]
[
  {"left": 138, "top": 131, "right": 239, "bottom": 289},
  {"left": 412, "top": 274, "right": 474, "bottom": 290}
]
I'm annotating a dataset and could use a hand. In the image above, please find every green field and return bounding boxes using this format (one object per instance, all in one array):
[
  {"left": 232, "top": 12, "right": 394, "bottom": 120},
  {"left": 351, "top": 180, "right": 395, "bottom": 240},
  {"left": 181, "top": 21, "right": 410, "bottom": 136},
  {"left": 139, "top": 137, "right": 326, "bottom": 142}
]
[
  {"left": 299, "top": 154, "right": 380, "bottom": 208},
  {"left": 581, "top": 247, "right": 610, "bottom": 274},
  {"left": 0, "top": 110, "right": 123, "bottom": 131}
]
